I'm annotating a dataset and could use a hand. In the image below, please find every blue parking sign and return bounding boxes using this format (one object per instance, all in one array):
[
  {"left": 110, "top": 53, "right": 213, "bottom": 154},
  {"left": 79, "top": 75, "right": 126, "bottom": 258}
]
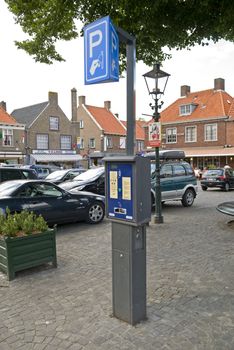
[{"left": 84, "top": 16, "right": 119, "bottom": 84}]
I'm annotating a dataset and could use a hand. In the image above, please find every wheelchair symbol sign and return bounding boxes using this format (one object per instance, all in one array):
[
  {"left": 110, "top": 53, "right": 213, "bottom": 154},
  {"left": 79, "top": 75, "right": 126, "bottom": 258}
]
[{"left": 84, "top": 16, "right": 119, "bottom": 84}]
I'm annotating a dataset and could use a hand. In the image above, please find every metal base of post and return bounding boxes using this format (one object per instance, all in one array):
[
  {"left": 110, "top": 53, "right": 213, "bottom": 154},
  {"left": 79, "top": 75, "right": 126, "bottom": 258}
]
[
  {"left": 112, "top": 222, "right": 147, "bottom": 325},
  {"left": 153, "top": 215, "right": 164, "bottom": 224}
]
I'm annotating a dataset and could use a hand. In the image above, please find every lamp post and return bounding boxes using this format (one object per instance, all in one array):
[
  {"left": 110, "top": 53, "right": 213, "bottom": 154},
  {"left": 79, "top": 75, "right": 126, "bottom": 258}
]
[{"left": 143, "top": 63, "right": 170, "bottom": 224}]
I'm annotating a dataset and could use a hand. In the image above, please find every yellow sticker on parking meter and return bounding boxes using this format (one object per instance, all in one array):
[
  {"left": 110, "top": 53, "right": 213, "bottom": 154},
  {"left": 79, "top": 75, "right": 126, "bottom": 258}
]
[
  {"left": 122, "top": 177, "right": 131, "bottom": 200},
  {"left": 110, "top": 171, "right": 118, "bottom": 198}
]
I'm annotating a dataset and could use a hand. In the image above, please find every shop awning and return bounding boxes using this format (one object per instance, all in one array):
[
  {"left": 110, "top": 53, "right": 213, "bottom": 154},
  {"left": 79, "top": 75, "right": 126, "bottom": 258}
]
[
  {"left": 182, "top": 147, "right": 234, "bottom": 157},
  {"left": 31, "top": 154, "right": 82, "bottom": 162},
  {"left": 0, "top": 151, "right": 23, "bottom": 159}
]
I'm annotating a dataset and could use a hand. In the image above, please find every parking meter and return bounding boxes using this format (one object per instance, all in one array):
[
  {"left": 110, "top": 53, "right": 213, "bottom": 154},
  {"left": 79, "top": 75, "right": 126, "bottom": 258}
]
[
  {"left": 104, "top": 155, "right": 151, "bottom": 325},
  {"left": 104, "top": 155, "right": 151, "bottom": 225}
]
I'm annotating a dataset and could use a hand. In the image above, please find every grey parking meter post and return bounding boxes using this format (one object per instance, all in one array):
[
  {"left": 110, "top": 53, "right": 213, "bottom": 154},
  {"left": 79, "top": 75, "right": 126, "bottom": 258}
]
[{"left": 104, "top": 156, "right": 151, "bottom": 325}]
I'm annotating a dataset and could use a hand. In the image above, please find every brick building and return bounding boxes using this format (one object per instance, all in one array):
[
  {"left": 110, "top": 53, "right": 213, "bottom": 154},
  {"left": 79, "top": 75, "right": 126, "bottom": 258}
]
[
  {"left": 147, "top": 78, "right": 234, "bottom": 169},
  {"left": 11, "top": 91, "right": 81, "bottom": 167},
  {"left": 0, "top": 101, "right": 25, "bottom": 164},
  {"left": 71, "top": 89, "right": 146, "bottom": 166}
]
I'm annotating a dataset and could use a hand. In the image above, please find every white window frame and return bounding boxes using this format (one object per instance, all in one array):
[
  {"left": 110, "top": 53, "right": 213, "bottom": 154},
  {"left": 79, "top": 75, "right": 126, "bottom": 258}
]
[
  {"left": 180, "top": 105, "right": 192, "bottom": 116},
  {"left": 36, "top": 134, "right": 48, "bottom": 149},
  {"left": 49, "top": 116, "right": 59, "bottom": 130},
  {"left": 89, "top": 138, "right": 95, "bottom": 148},
  {"left": 107, "top": 137, "right": 112, "bottom": 148},
  {"left": 137, "top": 140, "right": 144, "bottom": 151},
  {"left": 79, "top": 120, "right": 84, "bottom": 129},
  {"left": 185, "top": 126, "right": 197, "bottom": 143},
  {"left": 3, "top": 129, "right": 13, "bottom": 147},
  {"left": 119, "top": 137, "right": 126, "bottom": 149},
  {"left": 80, "top": 138, "right": 84, "bottom": 149},
  {"left": 205, "top": 123, "right": 217, "bottom": 141},
  {"left": 60, "top": 135, "right": 72, "bottom": 150},
  {"left": 166, "top": 127, "right": 177, "bottom": 144}
]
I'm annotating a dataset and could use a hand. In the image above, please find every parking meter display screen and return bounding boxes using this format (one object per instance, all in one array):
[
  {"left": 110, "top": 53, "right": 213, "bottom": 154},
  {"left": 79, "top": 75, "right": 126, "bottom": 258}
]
[{"left": 107, "top": 163, "right": 133, "bottom": 221}]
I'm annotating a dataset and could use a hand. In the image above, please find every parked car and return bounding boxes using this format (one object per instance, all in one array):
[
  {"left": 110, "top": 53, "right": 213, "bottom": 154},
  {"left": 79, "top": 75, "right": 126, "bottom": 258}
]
[
  {"left": 0, "top": 180, "right": 105, "bottom": 224},
  {"left": 201, "top": 168, "right": 234, "bottom": 191},
  {"left": 23, "top": 164, "right": 60, "bottom": 179},
  {"left": 151, "top": 160, "right": 198, "bottom": 207},
  {"left": 45, "top": 168, "right": 86, "bottom": 185},
  {"left": 60, "top": 157, "right": 197, "bottom": 207},
  {"left": 0, "top": 167, "right": 37, "bottom": 184},
  {"left": 60, "top": 167, "right": 105, "bottom": 195}
]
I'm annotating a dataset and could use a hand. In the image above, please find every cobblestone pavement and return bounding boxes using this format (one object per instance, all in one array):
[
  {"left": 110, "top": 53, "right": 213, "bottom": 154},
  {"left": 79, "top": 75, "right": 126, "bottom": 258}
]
[{"left": 0, "top": 187, "right": 234, "bottom": 349}]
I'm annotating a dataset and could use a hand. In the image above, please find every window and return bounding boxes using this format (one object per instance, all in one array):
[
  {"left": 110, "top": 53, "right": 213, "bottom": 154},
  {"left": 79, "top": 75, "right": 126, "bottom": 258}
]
[
  {"left": 107, "top": 137, "right": 112, "bottom": 148},
  {"left": 179, "top": 104, "right": 197, "bottom": 116},
  {"left": 80, "top": 138, "right": 84, "bottom": 149},
  {"left": 166, "top": 128, "right": 177, "bottom": 143},
  {"left": 185, "top": 126, "right": 197, "bottom": 142},
  {"left": 80, "top": 120, "right": 84, "bottom": 129},
  {"left": 160, "top": 165, "right": 173, "bottom": 178},
  {"left": 119, "top": 137, "right": 126, "bottom": 149},
  {"left": 36, "top": 134, "right": 48, "bottom": 149},
  {"left": 137, "top": 140, "right": 144, "bottom": 151},
  {"left": 173, "top": 164, "right": 186, "bottom": 177},
  {"left": 205, "top": 123, "right": 217, "bottom": 141},
  {"left": 50, "top": 116, "right": 59, "bottom": 130},
  {"left": 3, "top": 129, "right": 13, "bottom": 146},
  {"left": 60, "top": 135, "right": 72, "bottom": 150},
  {"left": 89, "top": 138, "right": 95, "bottom": 148}
]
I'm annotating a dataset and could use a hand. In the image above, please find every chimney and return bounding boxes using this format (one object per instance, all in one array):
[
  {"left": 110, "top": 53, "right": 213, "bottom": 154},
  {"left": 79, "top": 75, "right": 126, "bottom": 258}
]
[
  {"left": 104, "top": 100, "right": 111, "bottom": 110},
  {"left": 48, "top": 91, "right": 58, "bottom": 105},
  {"left": 71, "top": 88, "right": 77, "bottom": 122},
  {"left": 180, "top": 85, "right": 190, "bottom": 97},
  {"left": 214, "top": 78, "right": 225, "bottom": 91},
  {"left": 79, "top": 95, "right": 86, "bottom": 106},
  {"left": 0, "top": 101, "right": 6, "bottom": 111}
]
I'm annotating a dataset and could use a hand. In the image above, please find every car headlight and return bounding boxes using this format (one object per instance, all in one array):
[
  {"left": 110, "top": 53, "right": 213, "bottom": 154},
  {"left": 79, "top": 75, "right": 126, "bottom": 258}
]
[{"left": 77, "top": 185, "right": 85, "bottom": 190}]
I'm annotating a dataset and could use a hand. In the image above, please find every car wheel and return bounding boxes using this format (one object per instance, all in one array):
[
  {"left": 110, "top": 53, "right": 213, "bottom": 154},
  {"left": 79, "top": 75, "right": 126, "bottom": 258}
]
[
  {"left": 201, "top": 186, "right": 207, "bottom": 191},
  {"left": 181, "top": 189, "right": 195, "bottom": 207},
  {"left": 224, "top": 182, "right": 230, "bottom": 192},
  {"left": 86, "top": 201, "right": 104, "bottom": 224}
]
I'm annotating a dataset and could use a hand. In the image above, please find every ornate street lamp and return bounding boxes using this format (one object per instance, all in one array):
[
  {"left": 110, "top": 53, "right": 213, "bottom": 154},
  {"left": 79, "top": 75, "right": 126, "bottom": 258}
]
[{"left": 143, "top": 63, "right": 170, "bottom": 224}]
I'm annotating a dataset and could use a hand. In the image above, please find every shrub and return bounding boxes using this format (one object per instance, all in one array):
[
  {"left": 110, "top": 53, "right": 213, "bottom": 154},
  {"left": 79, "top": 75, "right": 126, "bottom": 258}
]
[{"left": 0, "top": 209, "right": 49, "bottom": 238}]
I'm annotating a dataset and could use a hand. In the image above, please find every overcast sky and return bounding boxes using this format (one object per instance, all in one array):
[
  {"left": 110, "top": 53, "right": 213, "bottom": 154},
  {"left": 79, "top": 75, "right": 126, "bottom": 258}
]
[{"left": 1, "top": 0, "right": 234, "bottom": 122}]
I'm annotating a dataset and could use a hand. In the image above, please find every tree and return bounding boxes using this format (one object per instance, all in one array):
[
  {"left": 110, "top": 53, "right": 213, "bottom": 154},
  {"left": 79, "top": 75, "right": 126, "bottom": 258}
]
[{"left": 5, "top": 0, "right": 234, "bottom": 65}]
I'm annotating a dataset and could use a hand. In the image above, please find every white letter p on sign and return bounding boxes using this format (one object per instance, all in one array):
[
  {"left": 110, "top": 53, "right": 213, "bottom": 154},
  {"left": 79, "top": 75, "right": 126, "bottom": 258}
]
[{"left": 89, "top": 30, "right": 102, "bottom": 58}]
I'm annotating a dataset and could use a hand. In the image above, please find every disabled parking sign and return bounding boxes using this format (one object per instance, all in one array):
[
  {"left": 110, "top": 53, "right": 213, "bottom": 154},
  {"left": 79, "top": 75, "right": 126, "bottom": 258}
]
[{"left": 84, "top": 16, "right": 119, "bottom": 84}]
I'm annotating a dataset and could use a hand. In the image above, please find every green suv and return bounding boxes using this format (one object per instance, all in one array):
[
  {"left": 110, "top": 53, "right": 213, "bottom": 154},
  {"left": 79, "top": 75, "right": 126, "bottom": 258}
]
[{"left": 146, "top": 151, "right": 198, "bottom": 207}]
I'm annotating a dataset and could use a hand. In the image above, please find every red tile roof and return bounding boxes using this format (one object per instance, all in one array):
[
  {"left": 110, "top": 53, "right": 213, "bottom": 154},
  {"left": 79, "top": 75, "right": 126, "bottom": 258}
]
[
  {"left": 0, "top": 106, "right": 17, "bottom": 124},
  {"left": 86, "top": 105, "right": 126, "bottom": 135},
  {"left": 159, "top": 89, "right": 234, "bottom": 123},
  {"left": 121, "top": 120, "right": 145, "bottom": 140}
]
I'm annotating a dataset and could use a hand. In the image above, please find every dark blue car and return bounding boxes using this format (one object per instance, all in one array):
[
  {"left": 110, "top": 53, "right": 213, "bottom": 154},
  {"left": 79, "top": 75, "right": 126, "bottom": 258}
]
[{"left": 0, "top": 180, "right": 105, "bottom": 225}]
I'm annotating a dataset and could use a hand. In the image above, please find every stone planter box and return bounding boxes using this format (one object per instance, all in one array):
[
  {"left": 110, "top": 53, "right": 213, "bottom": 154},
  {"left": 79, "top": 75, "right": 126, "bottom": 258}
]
[{"left": 0, "top": 229, "right": 57, "bottom": 280}]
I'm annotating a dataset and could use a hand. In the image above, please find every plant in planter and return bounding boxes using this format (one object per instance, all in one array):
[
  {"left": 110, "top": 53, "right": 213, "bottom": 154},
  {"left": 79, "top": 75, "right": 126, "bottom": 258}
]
[{"left": 0, "top": 209, "right": 57, "bottom": 280}]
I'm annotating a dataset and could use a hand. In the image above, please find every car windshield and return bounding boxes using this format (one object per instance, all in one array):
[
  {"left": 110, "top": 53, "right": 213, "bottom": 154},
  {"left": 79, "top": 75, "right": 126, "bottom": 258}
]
[
  {"left": 73, "top": 167, "right": 104, "bottom": 181},
  {"left": 46, "top": 170, "right": 67, "bottom": 180},
  {"left": 0, "top": 181, "right": 23, "bottom": 196},
  {"left": 204, "top": 169, "right": 223, "bottom": 176}
]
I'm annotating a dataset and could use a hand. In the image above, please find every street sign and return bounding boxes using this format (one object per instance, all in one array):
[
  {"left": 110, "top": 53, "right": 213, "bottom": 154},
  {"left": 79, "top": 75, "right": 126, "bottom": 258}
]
[
  {"left": 149, "top": 122, "right": 161, "bottom": 147},
  {"left": 84, "top": 16, "right": 119, "bottom": 84}
]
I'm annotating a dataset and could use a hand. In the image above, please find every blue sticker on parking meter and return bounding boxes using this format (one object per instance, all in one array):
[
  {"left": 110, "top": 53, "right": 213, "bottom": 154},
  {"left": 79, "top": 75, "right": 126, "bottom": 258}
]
[{"left": 107, "top": 163, "right": 133, "bottom": 221}]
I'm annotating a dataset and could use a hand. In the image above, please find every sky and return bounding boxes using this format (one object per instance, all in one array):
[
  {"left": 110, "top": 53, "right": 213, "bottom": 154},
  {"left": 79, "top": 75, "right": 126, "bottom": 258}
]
[{"left": 1, "top": 0, "right": 234, "bottom": 122}]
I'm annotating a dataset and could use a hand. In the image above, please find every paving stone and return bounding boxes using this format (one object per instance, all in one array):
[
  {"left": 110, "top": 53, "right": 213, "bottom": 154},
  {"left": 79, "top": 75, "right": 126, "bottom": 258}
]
[{"left": 0, "top": 188, "right": 234, "bottom": 349}]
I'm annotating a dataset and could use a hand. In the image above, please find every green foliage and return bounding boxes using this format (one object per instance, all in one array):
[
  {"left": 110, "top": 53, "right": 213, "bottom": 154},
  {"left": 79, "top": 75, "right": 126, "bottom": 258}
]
[
  {"left": 0, "top": 209, "right": 48, "bottom": 238},
  {"left": 5, "top": 0, "right": 234, "bottom": 66}
]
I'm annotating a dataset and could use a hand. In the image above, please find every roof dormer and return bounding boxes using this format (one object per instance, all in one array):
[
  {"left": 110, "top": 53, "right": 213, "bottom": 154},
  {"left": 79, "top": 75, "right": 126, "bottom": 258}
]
[{"left": 179, "top": 103, "right": 197, "bottom": 116}]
